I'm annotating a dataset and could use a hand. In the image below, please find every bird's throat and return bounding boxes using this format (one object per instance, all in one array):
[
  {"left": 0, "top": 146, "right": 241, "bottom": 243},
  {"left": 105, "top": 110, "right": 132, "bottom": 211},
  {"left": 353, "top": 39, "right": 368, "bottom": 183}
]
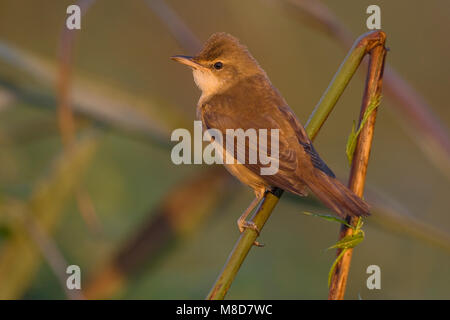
[{"left": 192, "top": 69, "right": 224, "bottom": 98}]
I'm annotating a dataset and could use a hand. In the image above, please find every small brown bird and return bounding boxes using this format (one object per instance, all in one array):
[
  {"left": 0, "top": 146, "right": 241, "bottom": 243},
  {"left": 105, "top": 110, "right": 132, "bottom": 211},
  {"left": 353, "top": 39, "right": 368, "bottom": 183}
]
[{"left": 171, "top": 32, "right": 370, "bottom": 237}]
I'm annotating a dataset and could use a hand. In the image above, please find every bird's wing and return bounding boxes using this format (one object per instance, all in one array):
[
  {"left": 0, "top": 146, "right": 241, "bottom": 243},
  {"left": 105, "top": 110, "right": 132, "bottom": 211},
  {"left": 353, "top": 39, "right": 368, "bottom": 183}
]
[
  {"left": 199, "top": 75, "right": 335, "bottom": 195},
  {"left": 276, "top": 104, "right": 335, "bottom": 179},
  {"left": 199, "top": 74, "right": 313, "bottom": 195},
  {"left": 201, "top": 103, "right": 308, "bottom": 195}
]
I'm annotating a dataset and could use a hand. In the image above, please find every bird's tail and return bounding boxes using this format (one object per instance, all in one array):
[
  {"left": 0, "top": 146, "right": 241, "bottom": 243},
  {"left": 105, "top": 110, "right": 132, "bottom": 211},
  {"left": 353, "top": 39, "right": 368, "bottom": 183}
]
[{"left": 305, "top": 171, "right": 370, "bottom": 218}]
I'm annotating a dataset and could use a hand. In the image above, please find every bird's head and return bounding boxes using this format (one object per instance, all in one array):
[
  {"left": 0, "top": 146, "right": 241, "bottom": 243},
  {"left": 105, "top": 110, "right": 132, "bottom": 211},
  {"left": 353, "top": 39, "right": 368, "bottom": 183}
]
[{"left": 171, "top": 32, "right": 265, "bottom": 96}]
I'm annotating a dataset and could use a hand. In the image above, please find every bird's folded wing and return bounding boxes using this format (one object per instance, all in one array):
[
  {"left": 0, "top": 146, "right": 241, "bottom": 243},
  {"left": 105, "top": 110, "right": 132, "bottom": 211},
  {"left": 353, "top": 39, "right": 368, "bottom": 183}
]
[
  {"left": 277, "top": 105, "right": 336, "bottom": 179},
  {"left": 200, "top": 101, "right": 308, "bottom": 195}
]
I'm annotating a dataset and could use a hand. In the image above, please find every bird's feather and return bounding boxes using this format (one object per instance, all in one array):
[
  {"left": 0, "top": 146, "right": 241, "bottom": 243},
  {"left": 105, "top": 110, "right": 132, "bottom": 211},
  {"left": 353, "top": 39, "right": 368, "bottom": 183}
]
[{"left": 199, "top": 74, "right": 328, "bottom": 196}]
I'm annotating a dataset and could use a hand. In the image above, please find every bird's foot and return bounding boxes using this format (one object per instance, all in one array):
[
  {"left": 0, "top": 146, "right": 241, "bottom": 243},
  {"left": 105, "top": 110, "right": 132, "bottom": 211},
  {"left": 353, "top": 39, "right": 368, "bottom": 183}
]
[{"left": 237, "top": 220, "right": 264, "bottom": 247}]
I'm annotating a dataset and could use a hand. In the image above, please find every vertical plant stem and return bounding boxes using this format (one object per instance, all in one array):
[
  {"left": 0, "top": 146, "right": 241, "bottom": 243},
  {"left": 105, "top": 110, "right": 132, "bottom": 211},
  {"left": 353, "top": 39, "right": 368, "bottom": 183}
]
[
  {"left": 207, "top": 30, "right": 385, "bottom": 300},
  {"left": 287, "top": 0, "right": 450, "bottom": 180},
  {"left": 57, "top": 0, "right": 102, "bottom": 235},
  {"left": 328, "top": 32, "right": 387, "bottom": 300},
  {"left": 58, "top": 0, "right": 95, "bottom": 146}
]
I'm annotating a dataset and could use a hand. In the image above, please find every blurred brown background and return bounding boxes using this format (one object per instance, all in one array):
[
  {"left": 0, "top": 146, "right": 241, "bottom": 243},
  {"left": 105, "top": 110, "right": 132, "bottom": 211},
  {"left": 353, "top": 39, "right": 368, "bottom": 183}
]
[{"left": 0, "top": 0, "right": 449, "bottom": 299}]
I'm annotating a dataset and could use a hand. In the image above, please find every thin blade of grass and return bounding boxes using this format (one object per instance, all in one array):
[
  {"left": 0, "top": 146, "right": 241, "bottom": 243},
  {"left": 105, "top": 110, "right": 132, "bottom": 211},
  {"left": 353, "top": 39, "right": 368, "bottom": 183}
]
[{"left": 303, "top": 211, "right": 353, "bottom": 229}]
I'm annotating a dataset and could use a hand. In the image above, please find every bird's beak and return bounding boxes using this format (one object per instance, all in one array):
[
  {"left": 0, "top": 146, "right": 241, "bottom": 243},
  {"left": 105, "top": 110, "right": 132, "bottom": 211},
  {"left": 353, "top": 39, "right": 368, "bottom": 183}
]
[{"left": 170, "top": 55, "right": 203, "bottom": 70}]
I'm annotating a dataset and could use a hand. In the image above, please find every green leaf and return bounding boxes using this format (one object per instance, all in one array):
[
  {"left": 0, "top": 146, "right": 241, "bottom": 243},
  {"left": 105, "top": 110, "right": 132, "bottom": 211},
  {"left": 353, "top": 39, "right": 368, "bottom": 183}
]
[
  {"left": 327, "top": 230, "right": 365, "bottom": 287},
  {"left": 355, "top": 217, "right": 364, "bottom": 231},
  {"left": 328, "top": 230, "right": 365, "bottom": 250},
  {"left": 328, "top": 249, "right": 347, "bottom": 287},
  {"left": 346, "top": 94, "right": 382, "bottom": 165},
  {"left": 302, "top": 211, "right": 353, "bottom": 229},
  {"left": 346, "top": 121, "right": 358, "bottom": 165}
]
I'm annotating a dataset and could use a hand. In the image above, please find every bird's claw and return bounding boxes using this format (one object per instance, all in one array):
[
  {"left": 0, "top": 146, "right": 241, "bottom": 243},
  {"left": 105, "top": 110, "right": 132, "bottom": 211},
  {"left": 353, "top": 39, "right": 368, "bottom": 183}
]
[{"left": 238, "top": 221, "right": 265, "bottom": 247}]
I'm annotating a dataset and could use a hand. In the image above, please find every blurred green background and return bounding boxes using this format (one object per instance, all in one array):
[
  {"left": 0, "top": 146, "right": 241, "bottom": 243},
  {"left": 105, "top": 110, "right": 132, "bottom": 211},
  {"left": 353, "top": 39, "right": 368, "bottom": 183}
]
[{"left": 0, "top": 0, "right": 449, "bottom": 299}]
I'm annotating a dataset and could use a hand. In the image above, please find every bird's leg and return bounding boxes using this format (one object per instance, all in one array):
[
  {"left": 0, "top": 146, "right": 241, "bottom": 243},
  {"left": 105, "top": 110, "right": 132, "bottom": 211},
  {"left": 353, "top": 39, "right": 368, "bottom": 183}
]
[
  {"left": 237, "top": 196, "right": 261, "bottom": 233},
  {"left": 237, "top": 190, "right": 265, "bottom": 247}
]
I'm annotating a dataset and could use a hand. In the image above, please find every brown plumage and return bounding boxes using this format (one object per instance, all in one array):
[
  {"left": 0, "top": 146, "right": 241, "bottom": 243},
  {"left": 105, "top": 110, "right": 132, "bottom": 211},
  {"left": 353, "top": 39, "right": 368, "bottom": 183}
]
[{"left": 171, "top": 32, "right": 370, "bottom": 235}]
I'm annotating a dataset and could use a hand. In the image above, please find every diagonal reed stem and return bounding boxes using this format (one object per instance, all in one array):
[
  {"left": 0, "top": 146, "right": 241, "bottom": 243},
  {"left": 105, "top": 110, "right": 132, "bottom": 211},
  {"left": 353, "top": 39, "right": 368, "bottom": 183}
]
[
  {"left": 328, "top": 32, "right": 387, "bottom": 300},
  {"left": 207, "top": 30, "right": 386, "bottom": 300}
]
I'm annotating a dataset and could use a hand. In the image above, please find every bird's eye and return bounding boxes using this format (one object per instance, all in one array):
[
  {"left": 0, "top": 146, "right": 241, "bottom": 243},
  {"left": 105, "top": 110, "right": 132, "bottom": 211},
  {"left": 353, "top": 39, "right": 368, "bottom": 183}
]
[{"left": 213, "top": 61, "right": 223, "bottom": 70}]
